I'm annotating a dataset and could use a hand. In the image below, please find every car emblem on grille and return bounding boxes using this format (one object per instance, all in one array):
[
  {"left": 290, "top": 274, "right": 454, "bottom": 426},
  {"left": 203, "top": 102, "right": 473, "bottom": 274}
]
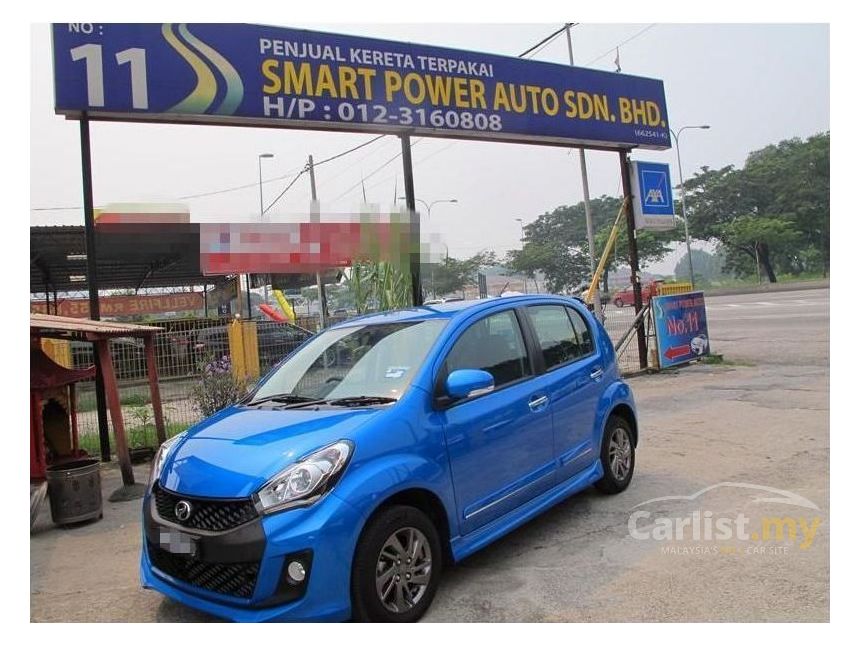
[{"left": 174, "top": 500, "right": 193, "bottom": 521}]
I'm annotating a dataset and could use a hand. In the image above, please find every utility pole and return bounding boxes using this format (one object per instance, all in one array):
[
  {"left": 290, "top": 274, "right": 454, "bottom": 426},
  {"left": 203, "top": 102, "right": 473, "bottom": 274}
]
[
  {"left": 400, "top": 134, "right": 422, "bottom": 306},
  {"left": 307, "top": 155, "right": 327, "bottom": 329},
  {"left": 620, "top": 151, "right": 648, "bottom": 370},
  {"left": 258, "top": 153, "right": 274, "bottom": 305},
  {"left": 79, "top": 116, "right": 111, "bottom": 463},
  {"left": 565, "top": 25, "right": 597, "bottom": 288}
]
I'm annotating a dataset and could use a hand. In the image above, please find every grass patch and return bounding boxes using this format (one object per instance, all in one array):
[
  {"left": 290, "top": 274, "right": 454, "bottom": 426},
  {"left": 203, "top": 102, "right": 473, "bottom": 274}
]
[
  {"left": 76, "top": 390, "right": 151, "bottom": 413},
  {"left": 77, "top": 422, "right": 190, "bottom": 457},
  {"left": 700, "top": 354, "right": 756, "bottom": 367}
]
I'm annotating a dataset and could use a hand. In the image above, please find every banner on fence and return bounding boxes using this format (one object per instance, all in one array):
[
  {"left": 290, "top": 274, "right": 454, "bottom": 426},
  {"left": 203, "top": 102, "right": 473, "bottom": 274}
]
[{"left": 30, "top": 293, "right": 204, "bottom": 318}]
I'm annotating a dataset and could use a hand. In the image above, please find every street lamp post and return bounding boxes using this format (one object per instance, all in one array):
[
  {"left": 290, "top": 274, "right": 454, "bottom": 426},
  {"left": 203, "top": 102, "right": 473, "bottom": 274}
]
[
  {"left": 398, "top": 197, "right": 457, "bottom": 219},
  {"left": 515, "top": 217, "right": 527, "bottom": 293},
  {"left": 669, "top": 125, "right": 709, "bottom": 289},
  {"left": 258, "top": 153, "right": 274, "bottom": 307}
]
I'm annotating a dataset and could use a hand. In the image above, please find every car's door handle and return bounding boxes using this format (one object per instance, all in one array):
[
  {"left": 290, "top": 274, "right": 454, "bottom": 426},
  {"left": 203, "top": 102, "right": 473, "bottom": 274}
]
[
  {"left": 528, "top": 394, "right": 549, "bottom": 411},
  {"left": 590, "top": 368, "right": 604, "bottom": 381}
]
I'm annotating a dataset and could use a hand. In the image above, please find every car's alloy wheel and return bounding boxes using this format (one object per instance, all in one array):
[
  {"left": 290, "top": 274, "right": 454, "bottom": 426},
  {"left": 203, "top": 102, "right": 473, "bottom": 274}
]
[
  {"left": 352, "top": 505, "right": 441, "bottom": 622},
  {"left": 595, "top": 415, "right": 635, "bottom": 494},
  {"left": 607, "top": 426, "right": 632, "bottom": 481},
  {"left": 375, "top": 527, "right": 433, "bottom": 613}
]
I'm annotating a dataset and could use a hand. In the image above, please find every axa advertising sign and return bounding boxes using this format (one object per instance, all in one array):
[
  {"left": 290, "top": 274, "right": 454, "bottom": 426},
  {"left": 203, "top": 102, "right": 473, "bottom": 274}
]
[
  {"left": 630, "top": 160, "right": 676, "bottom": 230},
  {"left": 653, "top": 291, "right": 711, "bottom": 369},
  {"left": 52, "top": 23, "right": 671, "bottom": 150}
]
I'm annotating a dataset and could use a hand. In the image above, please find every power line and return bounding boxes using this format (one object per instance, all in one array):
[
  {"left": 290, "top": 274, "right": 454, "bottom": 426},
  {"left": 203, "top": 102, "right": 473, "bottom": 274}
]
[
  {"left": 261, "top": 135, "right": 389, "bottom": 214},
  {"left": 329, "top": 25, "right": 580, "bottom": 205},
  {"left": 328, "top": 140, "right": 425, "bottom": 204},
  {"left": 584, "top": 24, "right": 657, "bottom": 67},
  {"left": 313, "top": 134, "right": 386, "bottom": 167},
  {"left": 262, "top": 170, "right": 306, "bottom": 215}
]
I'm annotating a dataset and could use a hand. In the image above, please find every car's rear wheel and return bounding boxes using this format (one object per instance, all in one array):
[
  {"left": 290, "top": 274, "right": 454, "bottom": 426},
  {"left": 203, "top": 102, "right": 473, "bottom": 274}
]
[
  {"left": 351, "top": 505, "right": 441, "bottom": 622},
  {"left": 595, "top": 415, "right": 635, "bottom": 494},
  {"left": 614, "top": 298, "right": 624, "bottom": 308}
]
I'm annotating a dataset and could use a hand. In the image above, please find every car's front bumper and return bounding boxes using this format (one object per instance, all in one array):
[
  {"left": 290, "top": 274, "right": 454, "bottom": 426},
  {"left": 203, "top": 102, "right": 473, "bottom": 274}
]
[{"left": 140, "top": 487, "right": 362, "bottom": 622}]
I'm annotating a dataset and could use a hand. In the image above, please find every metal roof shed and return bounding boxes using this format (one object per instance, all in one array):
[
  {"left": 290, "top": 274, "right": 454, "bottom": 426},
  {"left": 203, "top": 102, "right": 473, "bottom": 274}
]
[{"left": 30, "top": 314, "right": 167, "bottom": 489}]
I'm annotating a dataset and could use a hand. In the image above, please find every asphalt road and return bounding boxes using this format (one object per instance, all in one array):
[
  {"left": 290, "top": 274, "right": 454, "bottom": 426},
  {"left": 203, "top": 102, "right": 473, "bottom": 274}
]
[{"left": 30, "top": 288, "right": 829, "bottom": 622}]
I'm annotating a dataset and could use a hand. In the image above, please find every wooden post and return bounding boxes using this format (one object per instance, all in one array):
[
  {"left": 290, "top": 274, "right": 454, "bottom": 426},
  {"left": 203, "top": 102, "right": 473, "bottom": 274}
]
[
  {"left": 94, "top": 338, "right": 134, "bottom": 485},
  {"left": 69, "top": 382, "right": 80, "bottom": 455},
  {"left": 144, "top": 336, "right": 166, "bottom": 446}
]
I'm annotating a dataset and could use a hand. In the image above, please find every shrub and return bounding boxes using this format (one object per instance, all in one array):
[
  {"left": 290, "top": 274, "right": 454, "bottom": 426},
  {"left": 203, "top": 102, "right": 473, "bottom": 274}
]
[{"left": 189, "top": 355, "right": 249, "bottom": 418}]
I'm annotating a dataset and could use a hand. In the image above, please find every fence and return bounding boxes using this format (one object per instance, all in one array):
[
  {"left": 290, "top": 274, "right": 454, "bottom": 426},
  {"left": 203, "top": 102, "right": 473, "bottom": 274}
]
[{"left": 58, "top": 297, "right": 664, "bottom": 458}]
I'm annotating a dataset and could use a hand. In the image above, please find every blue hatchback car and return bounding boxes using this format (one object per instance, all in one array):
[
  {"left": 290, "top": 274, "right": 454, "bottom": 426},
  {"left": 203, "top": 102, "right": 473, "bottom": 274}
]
[{"left": 141, "top": 295, "right": 638, "bottom": 622}]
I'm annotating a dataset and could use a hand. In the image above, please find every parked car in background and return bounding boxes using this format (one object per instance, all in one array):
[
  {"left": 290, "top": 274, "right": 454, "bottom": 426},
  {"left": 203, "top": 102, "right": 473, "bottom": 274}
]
[
  {"left": 142, "top": 295, "right": 638, "bottom": 622},
  {"left": 611, "top": 280, "right": 664, "bottom": 308},
  {"left": 192, "top": 321, "right": 312, "bottom": 372}
]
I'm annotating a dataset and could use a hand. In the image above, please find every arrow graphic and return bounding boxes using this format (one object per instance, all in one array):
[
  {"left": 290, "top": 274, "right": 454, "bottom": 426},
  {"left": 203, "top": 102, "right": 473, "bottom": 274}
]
[{"left": 664, "top": 345, "right": 690, "bottom": 360}]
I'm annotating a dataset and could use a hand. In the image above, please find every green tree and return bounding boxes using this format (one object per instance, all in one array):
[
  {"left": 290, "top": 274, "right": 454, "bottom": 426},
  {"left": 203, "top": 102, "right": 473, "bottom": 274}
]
[
  {"left": 507, "top": 196, "right": 679, "bottom": 294},
  {"left": 684, "top": 133, "right": 829, "bottom": 282},
  {"left": 673, "top": 248, "right": 726, "bottom": 285},
  {"left": 425, "top": 251, "right": 497, "bottom": 297}
]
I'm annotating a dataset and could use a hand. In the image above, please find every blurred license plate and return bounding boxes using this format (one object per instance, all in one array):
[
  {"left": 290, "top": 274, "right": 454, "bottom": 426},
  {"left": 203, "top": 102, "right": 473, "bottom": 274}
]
[{"left": 158, "top": 528, "right": 198, "bottom": 556}]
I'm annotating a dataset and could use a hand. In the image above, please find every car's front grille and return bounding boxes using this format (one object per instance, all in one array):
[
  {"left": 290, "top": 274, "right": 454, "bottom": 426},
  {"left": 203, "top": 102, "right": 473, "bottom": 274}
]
[
  {"left": 147, "top": 541, "right": 259, "bottom": 598},
  {"left": 153, "top": 484, "right": 258, "bottom": 532}
]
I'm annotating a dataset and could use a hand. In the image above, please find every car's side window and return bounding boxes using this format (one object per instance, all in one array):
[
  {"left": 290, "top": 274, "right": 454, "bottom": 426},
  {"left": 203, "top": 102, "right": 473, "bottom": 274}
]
[
  {"left": 445, "top": 309, "right": 531, "bottom": 388},
  {"left": 526, "top": 305, "right": 581, "bottom": 369},
  {"left": 567, "top": 307, "right": 595, "bottom": 356}
]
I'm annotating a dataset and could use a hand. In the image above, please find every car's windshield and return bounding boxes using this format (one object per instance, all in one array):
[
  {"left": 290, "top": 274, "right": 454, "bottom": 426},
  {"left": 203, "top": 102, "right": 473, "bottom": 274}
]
[{"left": 249, "top": 319, "right": 447, "bottom": 404}]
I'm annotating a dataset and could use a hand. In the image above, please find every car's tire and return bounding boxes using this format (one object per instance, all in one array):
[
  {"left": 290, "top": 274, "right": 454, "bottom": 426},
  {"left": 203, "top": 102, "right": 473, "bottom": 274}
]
[
  {"left": 614, "top": 298, "right": 625, "bottom": 308},
  {"left": 351, "top": 505, "right": 442, "bottom": 622},
  {"left": 595, "top": 415, "right": 636, "bottom": 494}
]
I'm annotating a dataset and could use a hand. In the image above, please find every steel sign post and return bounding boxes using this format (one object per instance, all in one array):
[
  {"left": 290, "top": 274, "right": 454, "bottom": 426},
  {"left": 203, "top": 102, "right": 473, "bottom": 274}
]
[
  {"left": 52, "top": 23, "right": 671, "bottom": 151},
  {"left": 620, "top": 152, "right": 648, "bottom": 370}
]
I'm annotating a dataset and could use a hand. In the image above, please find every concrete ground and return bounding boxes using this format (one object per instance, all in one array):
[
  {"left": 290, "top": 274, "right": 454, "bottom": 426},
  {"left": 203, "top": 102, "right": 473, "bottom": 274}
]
[{"left": 30, "top": 288, "right": 829, "bottom": 622}]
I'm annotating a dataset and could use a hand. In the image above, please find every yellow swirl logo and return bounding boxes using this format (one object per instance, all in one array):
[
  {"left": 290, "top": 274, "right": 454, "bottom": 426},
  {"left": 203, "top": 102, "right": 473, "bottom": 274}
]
[{"left": 162, "top": 23, "right": 243, "bottom": 115}]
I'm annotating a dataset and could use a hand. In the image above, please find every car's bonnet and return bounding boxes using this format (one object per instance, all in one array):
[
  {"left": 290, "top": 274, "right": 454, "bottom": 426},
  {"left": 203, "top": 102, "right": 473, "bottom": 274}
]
[{"left": 159, "top": 404, "right": 382, "bottom": 498}]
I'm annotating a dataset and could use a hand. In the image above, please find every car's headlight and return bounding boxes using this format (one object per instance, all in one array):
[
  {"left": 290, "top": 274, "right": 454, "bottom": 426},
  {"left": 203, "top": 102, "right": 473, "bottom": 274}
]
[
  {"left": 149, "top": 432, "right": 186, "bottom": 487},
  {"left": 254, "top": 440, "right": 353, "bottom": 514}
]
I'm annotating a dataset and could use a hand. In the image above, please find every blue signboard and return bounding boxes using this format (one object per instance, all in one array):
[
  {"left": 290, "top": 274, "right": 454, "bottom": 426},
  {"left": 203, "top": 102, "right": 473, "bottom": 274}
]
[
  {"left": 52, "top": 23, "right": 671, "bottom": 150},
  {"left": 652, "top": 291, "right": 710, "bottom": 368},
  {"left": 630, "top": 160, "right": 676, "bottom": 229}
]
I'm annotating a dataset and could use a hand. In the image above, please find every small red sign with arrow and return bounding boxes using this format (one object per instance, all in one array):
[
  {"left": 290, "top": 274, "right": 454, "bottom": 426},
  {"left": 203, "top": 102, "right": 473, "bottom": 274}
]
[{"left": 664, "top": 345, "right": 690, "bottom": 361}]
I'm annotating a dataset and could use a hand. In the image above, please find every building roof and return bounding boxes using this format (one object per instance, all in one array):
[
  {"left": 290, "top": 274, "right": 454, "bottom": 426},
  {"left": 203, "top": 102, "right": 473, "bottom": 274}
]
[
  {"left": 30, "top": 224, "right": 220, "bottom": 293},
  {"left": 30, "top": 313, "right": 163, "bottom": 340}
]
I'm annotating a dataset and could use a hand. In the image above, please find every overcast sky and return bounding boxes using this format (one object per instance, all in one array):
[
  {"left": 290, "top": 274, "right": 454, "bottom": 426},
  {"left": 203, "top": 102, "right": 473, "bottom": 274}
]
[{"left": 30, "top": 22, "right": 829, "bottom": 274}]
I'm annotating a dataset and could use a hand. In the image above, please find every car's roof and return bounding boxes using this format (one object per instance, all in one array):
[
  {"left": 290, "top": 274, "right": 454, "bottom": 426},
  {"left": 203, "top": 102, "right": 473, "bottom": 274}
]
[{"left": 328, "top": 294, "right": 582, "bottom": 329}]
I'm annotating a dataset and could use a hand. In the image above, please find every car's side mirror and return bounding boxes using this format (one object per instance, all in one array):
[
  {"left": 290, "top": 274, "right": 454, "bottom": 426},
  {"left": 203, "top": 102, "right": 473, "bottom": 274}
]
[{"left": 446, "top": 369, "right": 495, "bottom": 400}]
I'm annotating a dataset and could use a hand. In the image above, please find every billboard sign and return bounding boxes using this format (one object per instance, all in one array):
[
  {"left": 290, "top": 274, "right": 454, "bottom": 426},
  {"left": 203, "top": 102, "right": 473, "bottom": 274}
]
[
  {"left": 52, "top": 23, "right": 671, "bottom": 150},
  {"left": 652, "top": 291, "right": 710, "bottom": 369},
  {"left": 30, "top": 292, "right": 204, "bottom": 318},
  {"left": 630, "top": 160, "right": 676, "bottom": 229}
]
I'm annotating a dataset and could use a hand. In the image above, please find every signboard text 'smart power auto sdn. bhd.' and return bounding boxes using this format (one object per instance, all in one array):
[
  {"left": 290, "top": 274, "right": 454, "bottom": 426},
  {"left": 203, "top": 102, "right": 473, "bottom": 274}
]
[{"left": 52, "top": 23, "right": 671, "bottom": 151}]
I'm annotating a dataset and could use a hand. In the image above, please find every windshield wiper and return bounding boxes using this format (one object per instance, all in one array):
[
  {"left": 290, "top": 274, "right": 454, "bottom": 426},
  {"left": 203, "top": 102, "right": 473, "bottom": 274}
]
[
  {"left": 245, "top": 394, "right": 327, "bottom": 408},
  {"left": 325, "top": 395, "right": 398, "bottom": 407}
]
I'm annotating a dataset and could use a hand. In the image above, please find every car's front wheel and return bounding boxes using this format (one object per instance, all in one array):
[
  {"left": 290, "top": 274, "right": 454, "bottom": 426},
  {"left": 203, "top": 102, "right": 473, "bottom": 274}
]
[
  {"left": 595, "top": 415, "right": 636, "bottom": 494},
  {"left": 351, "top": 505, "right": 442, "bottom": 622},
  {"left": 614, "top": 298, "right": 625, "bottom": 308}
]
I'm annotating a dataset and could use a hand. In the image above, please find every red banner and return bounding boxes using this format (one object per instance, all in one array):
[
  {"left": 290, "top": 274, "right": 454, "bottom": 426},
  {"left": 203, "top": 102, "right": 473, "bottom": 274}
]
[
  {"left": 31, "top": 293, "right": 204, "bottom": 318},
  {"left": 199, "top": 221, "right": 410, "bottom": 275}
]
